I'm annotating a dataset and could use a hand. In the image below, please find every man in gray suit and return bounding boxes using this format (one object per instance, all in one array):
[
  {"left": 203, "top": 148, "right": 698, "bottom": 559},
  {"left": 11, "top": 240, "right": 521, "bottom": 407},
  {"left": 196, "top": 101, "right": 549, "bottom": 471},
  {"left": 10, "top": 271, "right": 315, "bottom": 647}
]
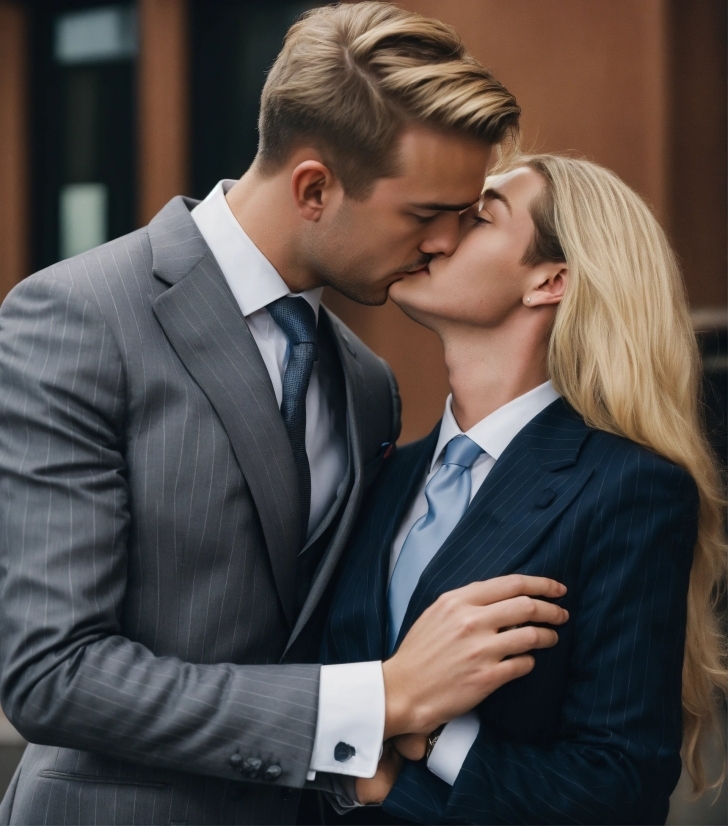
[{"left": 0, "top": 4, "right": 567, "bottom": 824}]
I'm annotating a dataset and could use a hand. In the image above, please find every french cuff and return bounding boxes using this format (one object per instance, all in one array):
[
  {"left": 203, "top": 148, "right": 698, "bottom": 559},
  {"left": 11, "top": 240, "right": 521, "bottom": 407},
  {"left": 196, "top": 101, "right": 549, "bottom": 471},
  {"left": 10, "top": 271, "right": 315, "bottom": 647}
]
[
  {"left": 426, "top": 711, "right": 480, "bottom": 785},
  {"left": 308, "top": 661, "right": 385, "bottom": 779}
]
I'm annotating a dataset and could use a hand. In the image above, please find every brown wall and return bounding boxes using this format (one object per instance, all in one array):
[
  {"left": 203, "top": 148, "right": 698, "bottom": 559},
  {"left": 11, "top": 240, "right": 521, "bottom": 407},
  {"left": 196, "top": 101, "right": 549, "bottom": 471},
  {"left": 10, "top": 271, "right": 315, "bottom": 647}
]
[
  {"left": 328, "top": 0, "right": 728, "bottom": 443},
  {"left": 137, "top": 0, "right": 190, "bottom": 225},
  {"left": 0, "top": 1, "right": 28, "bottom": 304},
  {"left": 0, "top": 1, "right": 723, "bottom": 442},
  {"left": 667, "top": 0, "right": 727, "bottom": 309}
]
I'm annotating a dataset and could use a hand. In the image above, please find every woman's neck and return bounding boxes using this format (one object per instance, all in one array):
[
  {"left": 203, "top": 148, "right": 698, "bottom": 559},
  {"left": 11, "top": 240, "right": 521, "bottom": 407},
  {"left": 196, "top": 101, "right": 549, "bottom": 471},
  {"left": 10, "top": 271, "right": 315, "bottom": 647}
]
[{"left": 440, "top": 314, "right": 551, "bottom": 432}]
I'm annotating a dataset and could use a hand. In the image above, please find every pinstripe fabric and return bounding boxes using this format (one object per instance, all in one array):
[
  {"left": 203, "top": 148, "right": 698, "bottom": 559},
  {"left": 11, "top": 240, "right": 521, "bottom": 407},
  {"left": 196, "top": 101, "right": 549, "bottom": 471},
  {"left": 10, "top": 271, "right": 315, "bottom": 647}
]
[
  {"left": 0, "top": 196, "right": 400, "bottom": 825},
  {"left": 322, "top": 400, "right": 699, "bottom": 825}
]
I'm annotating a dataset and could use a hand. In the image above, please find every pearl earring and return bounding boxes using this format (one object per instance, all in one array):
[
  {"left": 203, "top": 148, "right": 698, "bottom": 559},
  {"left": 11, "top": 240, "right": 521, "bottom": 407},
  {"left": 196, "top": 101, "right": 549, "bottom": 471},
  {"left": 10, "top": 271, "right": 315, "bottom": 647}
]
[{"left": 526, "top": 297, "right": 532, "bottom": 303}]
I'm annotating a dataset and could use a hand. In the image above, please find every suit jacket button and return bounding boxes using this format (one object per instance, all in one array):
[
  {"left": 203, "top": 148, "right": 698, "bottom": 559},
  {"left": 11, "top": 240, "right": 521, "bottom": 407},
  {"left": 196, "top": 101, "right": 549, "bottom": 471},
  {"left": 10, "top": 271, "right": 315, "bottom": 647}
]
[
  {"left": 228, "top": 753, "right": 243, "bottom": 769},
  {"left": 264, "top": 764, "right": 282, "bottom": 781},
  {"left": 334, "top": 742, "right": 356, "bottom": 762},
  {"left": 243, "top": 756, "right": 262, "bottom": 777}
]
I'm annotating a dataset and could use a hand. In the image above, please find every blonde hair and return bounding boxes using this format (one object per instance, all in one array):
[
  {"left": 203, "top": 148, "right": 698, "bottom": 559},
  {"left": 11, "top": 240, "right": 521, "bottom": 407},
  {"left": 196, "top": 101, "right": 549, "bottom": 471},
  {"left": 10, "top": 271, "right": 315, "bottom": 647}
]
[
  {"left": 514, "top": 153, "right": 727, "bottom": 794},
  {"left": 258, "top": 1, "right": 520, "bottom": 197}
]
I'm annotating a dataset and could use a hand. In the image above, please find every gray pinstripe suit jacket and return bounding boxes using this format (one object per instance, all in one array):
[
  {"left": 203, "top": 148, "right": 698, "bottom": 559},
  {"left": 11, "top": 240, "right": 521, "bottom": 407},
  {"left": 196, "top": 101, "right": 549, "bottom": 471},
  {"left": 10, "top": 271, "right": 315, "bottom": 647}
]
[{"left": 0, "top": 197, "right": 400, "bottom": 825}]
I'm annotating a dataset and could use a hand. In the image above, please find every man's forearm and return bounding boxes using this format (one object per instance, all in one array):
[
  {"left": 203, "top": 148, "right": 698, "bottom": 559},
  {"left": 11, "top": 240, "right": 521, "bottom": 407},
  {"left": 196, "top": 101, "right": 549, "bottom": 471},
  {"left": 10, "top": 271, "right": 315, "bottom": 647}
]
[{"left": 1, "top": 634, "right": 320, "bottom": 788}]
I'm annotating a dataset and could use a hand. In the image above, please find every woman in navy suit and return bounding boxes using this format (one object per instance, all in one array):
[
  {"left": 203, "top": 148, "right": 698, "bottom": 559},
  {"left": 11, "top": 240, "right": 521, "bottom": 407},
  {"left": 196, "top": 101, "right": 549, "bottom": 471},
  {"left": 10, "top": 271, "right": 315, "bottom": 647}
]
[{"left": 321, "top": 155, "right": 726, "bottom": 824}]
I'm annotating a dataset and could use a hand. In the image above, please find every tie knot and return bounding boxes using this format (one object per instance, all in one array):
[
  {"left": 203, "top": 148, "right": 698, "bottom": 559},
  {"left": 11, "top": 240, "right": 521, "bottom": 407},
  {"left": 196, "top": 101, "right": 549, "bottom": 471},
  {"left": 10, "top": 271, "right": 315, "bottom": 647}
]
[
  {"left": 442, "top": 435, "right": 483, "bottom": 469},
  {"left": 267, "top": 296, "right": 318, "bottom": 346}
]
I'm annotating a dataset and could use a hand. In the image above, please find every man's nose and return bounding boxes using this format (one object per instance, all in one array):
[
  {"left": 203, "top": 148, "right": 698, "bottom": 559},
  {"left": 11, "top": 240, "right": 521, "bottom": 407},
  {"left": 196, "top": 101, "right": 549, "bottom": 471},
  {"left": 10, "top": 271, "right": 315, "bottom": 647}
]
[{"left": 419, "top": 213, "right": 461, "bottom": 257}]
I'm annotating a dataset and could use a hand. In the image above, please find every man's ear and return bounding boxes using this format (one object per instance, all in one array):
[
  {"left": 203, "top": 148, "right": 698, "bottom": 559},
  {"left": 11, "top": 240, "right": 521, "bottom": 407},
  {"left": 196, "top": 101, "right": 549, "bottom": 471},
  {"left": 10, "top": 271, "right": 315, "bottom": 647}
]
[
  {"left": 524, "top": 264, "right": 568, "bottom": 307},
  {"left": 291, "top": 160, "right": 341, "bottom": 222}
]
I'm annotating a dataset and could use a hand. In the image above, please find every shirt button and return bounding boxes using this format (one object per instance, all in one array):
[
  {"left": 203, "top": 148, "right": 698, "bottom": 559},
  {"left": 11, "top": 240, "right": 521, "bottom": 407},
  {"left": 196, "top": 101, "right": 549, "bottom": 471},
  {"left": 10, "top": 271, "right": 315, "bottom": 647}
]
[
  {"left": 264, "top": 764, "right": 282, "bottom": 781},
  {"left": 228, "top": 753, "right": 243, "bottom": 770},
  {"left": 334, "top": 742, "right": 356, "bottom": 762}
]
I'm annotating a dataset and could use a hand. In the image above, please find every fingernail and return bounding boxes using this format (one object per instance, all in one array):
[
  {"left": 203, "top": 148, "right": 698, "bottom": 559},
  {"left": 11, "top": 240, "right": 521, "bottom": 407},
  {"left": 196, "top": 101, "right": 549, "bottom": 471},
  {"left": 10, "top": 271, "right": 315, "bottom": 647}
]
[
  {"left": 558, "top": 583, "right": 567, "bottom": 594},
  {"left": 563, "top": 609, "right": 569, "bottom": 620}
]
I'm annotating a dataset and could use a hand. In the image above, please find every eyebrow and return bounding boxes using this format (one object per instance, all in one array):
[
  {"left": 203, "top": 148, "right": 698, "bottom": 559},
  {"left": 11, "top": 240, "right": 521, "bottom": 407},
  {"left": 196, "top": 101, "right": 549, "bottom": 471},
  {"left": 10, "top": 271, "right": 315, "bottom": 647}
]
[
  {"left": 410, "top": 200, "right": 478, "bottom": 212},
  {"left": 481, "top": 188, "right": 512, "bottom": 215}
]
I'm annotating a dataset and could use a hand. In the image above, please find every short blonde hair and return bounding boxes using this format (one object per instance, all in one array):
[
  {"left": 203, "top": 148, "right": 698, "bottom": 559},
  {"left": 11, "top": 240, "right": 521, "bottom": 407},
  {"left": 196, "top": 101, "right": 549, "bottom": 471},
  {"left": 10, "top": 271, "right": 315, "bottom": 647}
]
[{"left": 258, "top": 1, "right": 520, "bottom": 197}]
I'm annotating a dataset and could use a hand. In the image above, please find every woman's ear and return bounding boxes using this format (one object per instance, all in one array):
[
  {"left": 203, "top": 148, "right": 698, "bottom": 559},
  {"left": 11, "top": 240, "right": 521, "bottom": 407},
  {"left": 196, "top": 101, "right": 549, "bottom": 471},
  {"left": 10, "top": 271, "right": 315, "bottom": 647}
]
[
  {"left": 524, "top": 265, "right": 568, "bottom": 307},
  {"left": 291, "top": 160, "right": 341, "bottom": 222}
]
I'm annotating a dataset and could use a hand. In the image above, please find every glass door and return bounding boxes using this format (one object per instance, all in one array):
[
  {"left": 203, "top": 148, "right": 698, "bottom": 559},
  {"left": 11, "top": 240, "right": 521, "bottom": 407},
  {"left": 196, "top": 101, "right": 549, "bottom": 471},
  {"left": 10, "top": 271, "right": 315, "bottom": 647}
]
[{"left": 30, "top": 2, "right": 137, "bottom": 269}]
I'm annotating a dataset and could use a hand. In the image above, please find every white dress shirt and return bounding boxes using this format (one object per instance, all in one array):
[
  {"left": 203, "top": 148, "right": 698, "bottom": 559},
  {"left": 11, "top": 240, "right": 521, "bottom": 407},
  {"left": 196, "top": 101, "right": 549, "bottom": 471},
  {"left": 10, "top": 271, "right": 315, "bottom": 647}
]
[
  {"left": 190, "top": 181, "right": 560, "bottom": 789},
  {"left": 191, "top": 181, "right": 348, "bottom": 539},
  {"left": 396, "top": 381, "right": 561, "bottom": 784},
  {"left": 190, "top": 182, "right": 383, "bottom": 782}
]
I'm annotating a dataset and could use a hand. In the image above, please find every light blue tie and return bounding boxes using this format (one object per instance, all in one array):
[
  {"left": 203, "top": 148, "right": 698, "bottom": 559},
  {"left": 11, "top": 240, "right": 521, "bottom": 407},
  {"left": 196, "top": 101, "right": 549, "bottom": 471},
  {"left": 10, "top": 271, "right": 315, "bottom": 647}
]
[{"left": 387, "top": 435, "right": 483, "bottom": 655}]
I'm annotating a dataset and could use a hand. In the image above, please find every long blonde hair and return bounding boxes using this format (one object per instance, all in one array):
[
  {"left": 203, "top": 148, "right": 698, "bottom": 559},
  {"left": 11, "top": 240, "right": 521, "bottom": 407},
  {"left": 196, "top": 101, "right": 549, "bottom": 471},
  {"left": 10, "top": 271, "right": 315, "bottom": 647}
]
[{"left": 514, "top": 154, "right": 727, "bottom": 793}]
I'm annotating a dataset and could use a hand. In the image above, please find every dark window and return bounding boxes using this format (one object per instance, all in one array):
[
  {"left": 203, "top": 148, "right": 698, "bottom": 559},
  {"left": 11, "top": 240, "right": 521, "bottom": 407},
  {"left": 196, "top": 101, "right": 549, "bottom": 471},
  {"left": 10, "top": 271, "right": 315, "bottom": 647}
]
[
  {"left": 29, "top": 1, "right": 136, "bottom": 270},
  {"left": 190, "top": 0, "right": 318, "bottom": 200}
]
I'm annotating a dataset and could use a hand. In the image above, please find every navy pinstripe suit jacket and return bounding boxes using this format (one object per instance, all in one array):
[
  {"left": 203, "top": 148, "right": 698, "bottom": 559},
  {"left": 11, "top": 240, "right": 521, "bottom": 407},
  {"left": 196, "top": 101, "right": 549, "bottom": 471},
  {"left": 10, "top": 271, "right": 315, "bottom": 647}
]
[{"left": 322, "top": 399, "right": 699, "bottom": 825}]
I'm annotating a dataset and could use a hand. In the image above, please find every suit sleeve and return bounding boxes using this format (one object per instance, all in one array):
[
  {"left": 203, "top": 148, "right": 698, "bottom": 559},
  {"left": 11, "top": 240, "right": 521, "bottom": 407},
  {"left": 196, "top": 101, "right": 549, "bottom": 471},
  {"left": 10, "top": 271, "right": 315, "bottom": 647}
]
[
  {"left": 384, "top": 451, "right": 699, "bottom": 825},
  {"left": 0, "top": 274, "right": 320, "bottom": 788}
]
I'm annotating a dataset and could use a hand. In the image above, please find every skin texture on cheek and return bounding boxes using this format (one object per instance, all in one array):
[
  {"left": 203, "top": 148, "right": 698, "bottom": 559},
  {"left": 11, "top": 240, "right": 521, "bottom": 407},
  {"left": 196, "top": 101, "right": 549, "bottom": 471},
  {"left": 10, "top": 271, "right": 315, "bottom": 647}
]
[
  {"left": 302, "top": 128, "right": 491, "bottom": 303},
  {"left": 390, "top": 234, "right": 524, "bottom": 331},
  {"left": 304, "top": 200, "right": 413, "bottom": 305},
  {"left": 389, "top": 168, "right": 547, "bottom": 329}
]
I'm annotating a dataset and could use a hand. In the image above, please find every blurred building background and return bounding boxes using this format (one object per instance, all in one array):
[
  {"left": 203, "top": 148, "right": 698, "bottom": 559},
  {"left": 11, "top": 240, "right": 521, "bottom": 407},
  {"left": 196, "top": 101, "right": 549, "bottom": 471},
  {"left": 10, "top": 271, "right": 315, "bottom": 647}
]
[{"left": 0, "top": 0, "right": 725, "bottom": 822}]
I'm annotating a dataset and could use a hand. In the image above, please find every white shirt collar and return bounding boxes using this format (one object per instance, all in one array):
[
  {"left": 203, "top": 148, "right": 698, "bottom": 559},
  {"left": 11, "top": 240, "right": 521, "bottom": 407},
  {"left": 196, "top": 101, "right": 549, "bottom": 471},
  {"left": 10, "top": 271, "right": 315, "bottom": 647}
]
[
  {"left": 190, "top": 180, "right": 323, "bottom": 319},
  {"left": 431, "top": 381, "right": 561, "bottom": 471}
]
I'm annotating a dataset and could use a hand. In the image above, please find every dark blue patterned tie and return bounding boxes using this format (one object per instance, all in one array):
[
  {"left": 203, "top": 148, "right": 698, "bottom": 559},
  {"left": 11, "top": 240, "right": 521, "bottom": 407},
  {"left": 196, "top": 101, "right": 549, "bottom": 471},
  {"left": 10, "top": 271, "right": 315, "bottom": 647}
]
[{"left": 267, "top": 296, "right": 319, "bottom": 546}]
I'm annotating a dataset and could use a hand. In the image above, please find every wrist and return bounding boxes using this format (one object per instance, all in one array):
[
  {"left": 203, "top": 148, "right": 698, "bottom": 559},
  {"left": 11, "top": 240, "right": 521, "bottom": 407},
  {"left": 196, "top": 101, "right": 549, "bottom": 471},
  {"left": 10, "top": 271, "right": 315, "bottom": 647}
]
[
  {"left": 382, "top": 658, "right": 411, "bottom": 740},
  {"left": 382, "top": 658, "right": 434, "bottom": 739}
]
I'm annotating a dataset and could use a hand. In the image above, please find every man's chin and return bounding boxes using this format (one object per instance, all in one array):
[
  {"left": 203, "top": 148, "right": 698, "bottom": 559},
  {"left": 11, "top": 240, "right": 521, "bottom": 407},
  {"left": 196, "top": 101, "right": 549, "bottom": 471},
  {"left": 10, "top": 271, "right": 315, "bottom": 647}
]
[
  {"left": 323, "top": 270, "right": 417, "bottom": 307},
  {"left": 328, "top": 280, "right": 390, "bottom": 307}
]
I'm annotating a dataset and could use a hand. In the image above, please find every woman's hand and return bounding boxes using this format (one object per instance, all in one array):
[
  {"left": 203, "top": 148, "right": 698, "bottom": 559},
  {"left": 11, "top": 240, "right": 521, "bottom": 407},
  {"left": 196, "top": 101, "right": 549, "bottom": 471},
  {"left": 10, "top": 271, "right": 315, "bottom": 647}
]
[
  {"left": 355, "top": 741, "right": 403, "bottom": 804},
  {"left": 382, "top": 575, "right": 568, "bottom": 739}
]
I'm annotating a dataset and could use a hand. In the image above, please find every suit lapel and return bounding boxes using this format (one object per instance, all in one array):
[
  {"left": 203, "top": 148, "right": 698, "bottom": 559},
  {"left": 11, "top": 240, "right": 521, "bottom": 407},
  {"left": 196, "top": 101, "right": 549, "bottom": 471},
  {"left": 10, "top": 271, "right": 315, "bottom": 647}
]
[
  {"left": 365, "top": 429, "right": 440, "bottom": 659},
  {"left": 149, "top": 198, "right": 300, "bottom": 627},
  {"left": 298, "top": 312, "right": 350, "bottom": 557},
  {"left": 321, "top": 430, "right": 439, "bottom": 665},
  {"left": 282, "top": 310, "right": 370, "bottom": 653},
  {"left": 393, "top": 400, "right": 594, "bottom": 651}
]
